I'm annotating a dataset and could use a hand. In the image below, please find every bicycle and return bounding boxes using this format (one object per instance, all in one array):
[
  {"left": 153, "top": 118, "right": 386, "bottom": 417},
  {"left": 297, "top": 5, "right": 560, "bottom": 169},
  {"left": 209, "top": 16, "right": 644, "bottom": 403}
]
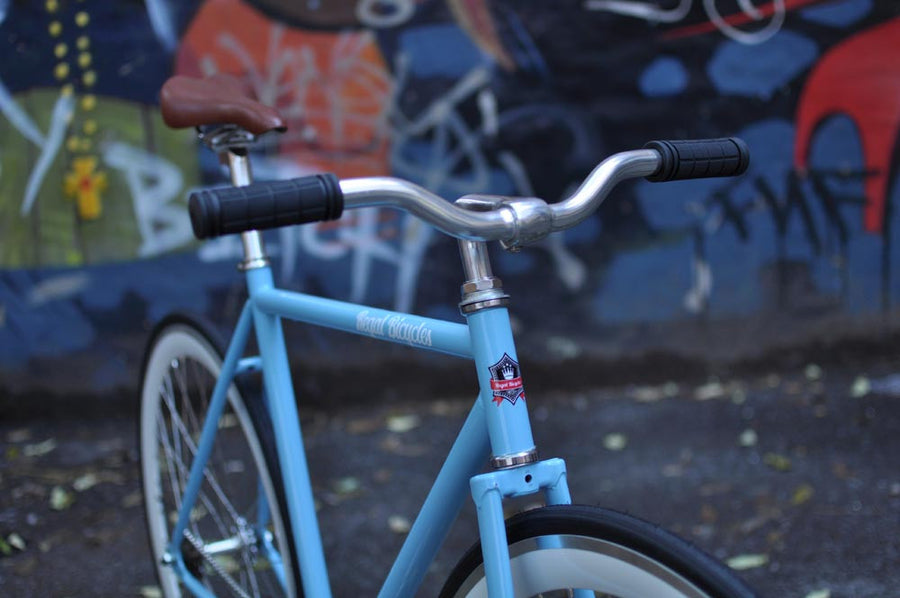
[{"left": 139, "top": 74, "right": 756, "bottom": 598}]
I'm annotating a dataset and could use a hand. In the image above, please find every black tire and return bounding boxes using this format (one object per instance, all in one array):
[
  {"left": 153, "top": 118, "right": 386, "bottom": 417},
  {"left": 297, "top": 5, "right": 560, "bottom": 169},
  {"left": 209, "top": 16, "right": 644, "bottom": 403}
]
[
  {"left": 138, "top": 319, "right": 301, "bottom": 597},
  {"left": 440, "top": 505, "right": 758, "bottom": 598}
]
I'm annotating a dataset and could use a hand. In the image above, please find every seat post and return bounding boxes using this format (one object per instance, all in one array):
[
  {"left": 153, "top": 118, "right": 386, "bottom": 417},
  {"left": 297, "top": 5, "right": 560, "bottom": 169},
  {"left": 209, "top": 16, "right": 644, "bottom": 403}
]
[{"left": 224, "top": 148, "right": 269, "bottom": 271}]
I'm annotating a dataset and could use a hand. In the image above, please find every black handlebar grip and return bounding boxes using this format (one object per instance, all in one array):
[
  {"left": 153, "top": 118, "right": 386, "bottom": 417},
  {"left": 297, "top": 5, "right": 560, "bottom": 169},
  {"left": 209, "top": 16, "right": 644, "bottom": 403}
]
[
  {"left": 644, "top": 138, "right": 750, "bottom": 182},
  {"left": 189, "top": 173, "right": 343, "bottom": 239}
]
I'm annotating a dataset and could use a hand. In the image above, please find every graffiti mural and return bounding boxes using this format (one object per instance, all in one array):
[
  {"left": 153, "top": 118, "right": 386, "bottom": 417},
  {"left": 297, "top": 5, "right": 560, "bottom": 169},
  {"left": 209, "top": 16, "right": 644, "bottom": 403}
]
[{"left": 1, "top": 0, "right": 899, "bottom": 394}]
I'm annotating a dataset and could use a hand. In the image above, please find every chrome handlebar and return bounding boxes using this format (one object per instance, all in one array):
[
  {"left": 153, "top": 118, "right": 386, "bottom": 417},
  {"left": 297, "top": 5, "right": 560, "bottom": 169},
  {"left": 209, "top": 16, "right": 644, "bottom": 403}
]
[
  {"left": 339, "top": 149, "right": 660, "bottom": 250},
  {"left": 188, "top": 139, "right": 748, "bottom": 243}
]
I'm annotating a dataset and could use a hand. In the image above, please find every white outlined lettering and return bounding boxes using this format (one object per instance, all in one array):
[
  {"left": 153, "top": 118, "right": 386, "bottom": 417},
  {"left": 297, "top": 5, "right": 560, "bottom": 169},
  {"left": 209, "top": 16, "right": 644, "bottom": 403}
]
[{"left": 356, "top": 310, "right": 433, "bottom": 347}]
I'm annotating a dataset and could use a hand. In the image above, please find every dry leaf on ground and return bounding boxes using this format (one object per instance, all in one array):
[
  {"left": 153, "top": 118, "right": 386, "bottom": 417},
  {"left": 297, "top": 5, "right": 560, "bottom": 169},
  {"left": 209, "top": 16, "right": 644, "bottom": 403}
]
[
  {"left": 23, "top": 439, "right": 57, "bottom": 458},
  {"left": 727, "top": 553, "right": 769, "bottom": 570},
  {"left": 603, "top": 433, "right": 627, "bottom": 451},
  {"left": 388, "top": 514, "right": 411, "bottom": 534},
  {"left": 386, "top": 414, "right": 421, "bottom": 433},
  {"left": 763, "top": 452, "right": 792, "bottom": 472},
  {"left": 49, "top": 486, "right": 74, "bottom": 511}
]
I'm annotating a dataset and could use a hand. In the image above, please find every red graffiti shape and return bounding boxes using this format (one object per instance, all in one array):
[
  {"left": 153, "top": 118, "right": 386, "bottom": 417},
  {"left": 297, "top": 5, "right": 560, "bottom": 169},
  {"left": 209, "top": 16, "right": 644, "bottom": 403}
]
[
  {"left": 794, "top": 18, "right": 900, "bottom": 234},
  {"left": 663, "top": 0, "right": 826, "bottom": 41}
]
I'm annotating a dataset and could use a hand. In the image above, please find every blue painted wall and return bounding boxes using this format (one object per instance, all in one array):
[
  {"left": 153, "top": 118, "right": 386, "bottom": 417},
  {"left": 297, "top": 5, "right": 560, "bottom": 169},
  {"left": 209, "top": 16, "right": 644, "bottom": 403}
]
[{"left": 1, "top": 0, "right": 899, "bottom": 395}]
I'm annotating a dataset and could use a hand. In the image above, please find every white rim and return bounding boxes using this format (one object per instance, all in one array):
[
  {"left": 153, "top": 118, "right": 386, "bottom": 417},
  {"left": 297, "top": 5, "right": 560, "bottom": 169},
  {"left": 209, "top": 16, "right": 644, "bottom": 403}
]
[
  {"left": 139, "top": 325, "right": 295, "bottom": 597},
  {"left": 455, "top": 535, "right": 712, "bottom": 598}
]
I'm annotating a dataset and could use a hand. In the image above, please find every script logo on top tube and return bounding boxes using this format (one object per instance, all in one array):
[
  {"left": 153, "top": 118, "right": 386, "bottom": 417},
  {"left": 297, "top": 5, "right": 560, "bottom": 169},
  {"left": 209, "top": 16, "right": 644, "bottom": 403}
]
[
  {"left": 355, "top": 309, "right": 434, "bottom": 347},
  {"left": 488, "top": 353, "right": 525, "bottom": 406}
]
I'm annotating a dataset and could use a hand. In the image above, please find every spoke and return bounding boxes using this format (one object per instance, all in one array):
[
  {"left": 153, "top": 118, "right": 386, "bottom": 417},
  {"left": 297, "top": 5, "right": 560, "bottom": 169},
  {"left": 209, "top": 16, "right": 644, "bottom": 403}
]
[
  {"left": 155, "top": 359, "right": 278, "bottom": 596},
  {"left": 189, "top": 360, "right": 244, "bottom": 519},
  {"left": 159, "top": 366, "right": 246, "bottom": 526},
  {"left": 157, "top": 385, "right": 185, "bottom": 514},
  {"left": 157, "top": 406, "right": 234, "bottom": 543},
  {"left": 156, "top": 416, "right": 177, "bottom": 503},
  {"left": 171, "top": 359, "right": 224, "bottom": 540},
  {"left": 243, "top": 555, "right": 262, "bottom": 598},
  {"left": 158, "top": 373, "right": 242, "bottom": 550},
  {"left": 178, "top": 359, "right": 225, "bottom": 536},
  {"left": 148, "top": 349, "right": 285, "bottom": 597},
  {"left": 158, "top": 399, "right": 219, "bottom": 546},
  {"left": 158, "top": 400, "right": 238, "bottom": 552},
  {"left": 177, "top": 359, "right": 206, "bottom": 444},
  {"left": 162, "top": 372, "right": 185, "bottom": 491}
]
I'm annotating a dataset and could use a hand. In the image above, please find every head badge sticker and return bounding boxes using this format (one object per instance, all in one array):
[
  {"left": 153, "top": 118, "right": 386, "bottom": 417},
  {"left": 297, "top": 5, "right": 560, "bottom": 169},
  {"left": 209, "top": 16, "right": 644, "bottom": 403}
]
[{"left": 488, "top": 353, "right": 525, "bottom": 406}]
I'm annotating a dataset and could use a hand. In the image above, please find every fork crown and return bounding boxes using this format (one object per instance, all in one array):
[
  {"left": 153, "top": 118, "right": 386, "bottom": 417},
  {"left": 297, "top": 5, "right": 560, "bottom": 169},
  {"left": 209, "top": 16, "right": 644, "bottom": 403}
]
[{"left": 469, "top": 458, "right": 571, "bottom": 598}]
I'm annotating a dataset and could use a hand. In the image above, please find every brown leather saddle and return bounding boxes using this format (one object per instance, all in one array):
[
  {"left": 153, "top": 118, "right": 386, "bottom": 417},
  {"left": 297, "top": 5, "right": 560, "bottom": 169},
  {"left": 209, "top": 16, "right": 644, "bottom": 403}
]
[{"left": 160, "top": 74, "right": 286, "bottom": 136}]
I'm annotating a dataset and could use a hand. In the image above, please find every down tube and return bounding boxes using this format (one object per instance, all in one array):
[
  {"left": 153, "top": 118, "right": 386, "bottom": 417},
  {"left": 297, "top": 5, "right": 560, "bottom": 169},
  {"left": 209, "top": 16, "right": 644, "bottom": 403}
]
[
  {"left": 167, "top": 303, "right": 255, "bottom": 598},
  {"left": 378, "top": 399, "right": 491, "bottom": 598}
]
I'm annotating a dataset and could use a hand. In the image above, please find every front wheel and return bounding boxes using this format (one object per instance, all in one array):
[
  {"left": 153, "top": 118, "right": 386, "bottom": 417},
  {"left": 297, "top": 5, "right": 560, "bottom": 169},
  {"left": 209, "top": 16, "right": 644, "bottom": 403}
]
[{"left": 440, "top": 505, "right": 757, "bottom": 598}]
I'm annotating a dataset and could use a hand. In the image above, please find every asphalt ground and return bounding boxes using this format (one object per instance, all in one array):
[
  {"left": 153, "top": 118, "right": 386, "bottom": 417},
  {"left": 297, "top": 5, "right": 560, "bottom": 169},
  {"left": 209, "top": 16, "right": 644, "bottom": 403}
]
[{"left": 1, "top": 361, "right": 899, "bottom": 597}]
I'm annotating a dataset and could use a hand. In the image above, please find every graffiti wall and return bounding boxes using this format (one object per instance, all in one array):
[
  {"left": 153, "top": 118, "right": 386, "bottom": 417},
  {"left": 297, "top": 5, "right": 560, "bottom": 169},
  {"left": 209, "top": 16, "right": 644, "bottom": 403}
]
[{"left": 1, "top": 0, "right": 898, "bottom": 395}]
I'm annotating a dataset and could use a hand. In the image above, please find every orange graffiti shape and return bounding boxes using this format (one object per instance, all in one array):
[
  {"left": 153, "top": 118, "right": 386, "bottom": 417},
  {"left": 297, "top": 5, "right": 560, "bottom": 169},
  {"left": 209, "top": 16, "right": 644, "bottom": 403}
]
[{"left": 176, "top": 0, "right": 392, "bottom": 177}]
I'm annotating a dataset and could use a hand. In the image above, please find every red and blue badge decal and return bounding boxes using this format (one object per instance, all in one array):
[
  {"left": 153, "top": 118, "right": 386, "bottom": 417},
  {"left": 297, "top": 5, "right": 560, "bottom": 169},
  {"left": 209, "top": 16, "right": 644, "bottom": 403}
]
[{"left": 488, "top": 353, "right": 525, "bottom": 406}]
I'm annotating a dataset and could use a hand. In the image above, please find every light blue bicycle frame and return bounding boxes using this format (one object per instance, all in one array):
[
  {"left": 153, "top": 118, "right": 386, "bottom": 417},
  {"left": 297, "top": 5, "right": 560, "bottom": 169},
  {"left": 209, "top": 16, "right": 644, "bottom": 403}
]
[{"left": 164, "top": 255, "right": 579, "bottom": 598}]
